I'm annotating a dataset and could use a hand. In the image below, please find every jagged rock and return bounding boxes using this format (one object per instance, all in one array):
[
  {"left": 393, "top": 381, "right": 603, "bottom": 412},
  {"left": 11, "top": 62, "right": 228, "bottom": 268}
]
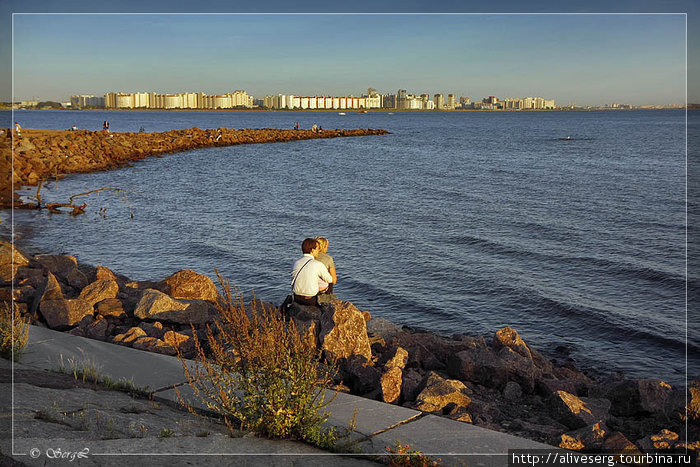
[
  {"left": 79, "top": 279, "right": 118, "bottom": 306},
  {"left": 319, "top": 301, "right": 372, "bottom": 361},
  {"left": 448, "top": 346, "right": 538, "bottom": 393},
  {"left": 414, "top": 371, "right": 471, "bottom": 413},
  {"left": 0, "top": 241, "right": 29, "bottom": 284},
  {"left": 401, "top": 367, "right": 424, "bottom": 402},
  {"left": 536, "top": 378, "right": 580, "bottom": 397},
  {"left": 138, "top": 321, "right": 165, "bottom": 339},
  {"left": 113, "top": 326, "right": 147, "bottom": 345},
  {"left": 688, "top": 380, "right": 700, "bottom": 421},
  {"left": 452, "top": 412, "right": 473, "bottom": 423},
  {"left": 95, "top": 298, "right": 126, "bottom": 318},
  {"left": 131, "top": 336, "right": 177, "bottom": 356},
  {"left": 93, "top": 265, "right": 118, "bottom": 282},
  {"left": 287, "top": 302, "right": 322, "bottom": 321},
  {"left": 366, "top": 317, "right": 403, "bottom": 342},
  {"left": 15, "top": 266, "right": 47, "bottom": 289},
  {"left": 549, "top": 390, "right": 610, "bottom": 429},
  {"left": 493, "top": 327, "right": 532, "bottom": 360},
  {"left": 34, "top": 254, "right": 88, "bottom": 289},
  {"left": 40, "top": 272, "right": 64, "bottom": 301},
  {"left": 341, "top": 354, "right": 381, "bottom": 395},
  {"left": 133, "top": 288, "right": 215, "bottom": 325},
  {"left": 380, "top": 366, "right": 403, "bottom": 404},
  {"left": 557, "top": 421, "right": 609, "bottom": 451},
  {"left": 39, "top": 298, "right": 93, "bottom": 330},
  {"left": 503, "top": 381, "right": 523, "bottom": 401},
  {"left": 163, "top": 330, "right": 195, "bottom": 358},
  {"left": 607, "top": 379, "right": 673, "bottom": 416},
  {"left": 381, "top": 346, "right": 409, "bottom": 369},
  {"left": 85, "top": 316, "right": 113, "bottom": 341},
  {"left": 603, "top": 432, "right": 642, "bottom": 456},
  {"left": 637, "top": 429, "right": 679, "bottom": 452},
  {"left": 156, "top": 270, "right": 218, "bottom": 302}
]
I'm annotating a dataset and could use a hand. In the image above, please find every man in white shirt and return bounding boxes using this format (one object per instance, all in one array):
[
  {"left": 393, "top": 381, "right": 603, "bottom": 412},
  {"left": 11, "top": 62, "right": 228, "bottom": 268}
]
[{"left": 291, "top": 238, "right": 335, "bottom": 306}]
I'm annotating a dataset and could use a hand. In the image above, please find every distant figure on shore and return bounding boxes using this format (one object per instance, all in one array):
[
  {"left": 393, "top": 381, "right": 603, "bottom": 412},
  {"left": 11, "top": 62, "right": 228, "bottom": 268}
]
[
  {"left": 294, "top": 122, "right": 300, "bottom": 130},
  {"left": 139, "top": 126, "right": 145, "bottom": 133},
  {"left": 103, "top": 121, "right": 110, "bottom": 132},
  {"left": 291, "top": 238, "right": 335, "bottom": 306},
  {"left": 14, "top": 122, "right": 21, "bottom": 137},
  {"left": 312, "top": 124, "right": 318, "bottom": 132},
  {"left": 314, "top": 236, "right": 337, "bottom": 295}
]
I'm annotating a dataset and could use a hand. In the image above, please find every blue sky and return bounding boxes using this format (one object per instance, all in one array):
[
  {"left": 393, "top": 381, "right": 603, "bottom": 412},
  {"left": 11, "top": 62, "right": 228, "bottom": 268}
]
[{"left": 2, "top": 1, "right": 698, "bottom": 106}]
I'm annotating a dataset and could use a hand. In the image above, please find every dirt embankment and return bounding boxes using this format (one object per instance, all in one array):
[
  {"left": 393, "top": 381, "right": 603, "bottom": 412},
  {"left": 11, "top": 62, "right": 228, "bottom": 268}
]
[{"left": 0, "top": 127, "right": 389, "bottom": 208}]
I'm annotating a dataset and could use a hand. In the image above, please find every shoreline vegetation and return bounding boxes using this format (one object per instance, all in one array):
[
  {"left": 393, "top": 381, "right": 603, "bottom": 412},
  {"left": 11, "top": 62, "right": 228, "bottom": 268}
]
[
  {"left": 0, "top": 126, "right": 389, "bottom": 209},
  {"left": 1, "top": 241, "right": 698, "bottom": 457}
]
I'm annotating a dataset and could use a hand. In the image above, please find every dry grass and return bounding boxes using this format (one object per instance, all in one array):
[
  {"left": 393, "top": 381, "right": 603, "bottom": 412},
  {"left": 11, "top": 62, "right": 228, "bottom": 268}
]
[
  {"left": 0, "top": 302, "right": 29, "bottom": 360},
  {"left": 177, "top": 273, "right": 338, "bottom": 447}
]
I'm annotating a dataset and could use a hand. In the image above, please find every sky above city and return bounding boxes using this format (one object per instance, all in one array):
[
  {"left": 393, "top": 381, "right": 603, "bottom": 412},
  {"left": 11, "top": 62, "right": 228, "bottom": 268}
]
[{"left": 2, "top": 1, "right": 698, "bottom": 106}]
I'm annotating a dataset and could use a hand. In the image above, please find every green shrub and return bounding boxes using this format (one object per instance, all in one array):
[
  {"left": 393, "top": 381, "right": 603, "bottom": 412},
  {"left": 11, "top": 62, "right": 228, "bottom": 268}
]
[
  {"left": 0, "top": 302, "right": 29, "bottom": 360},
  {"left": 178, "top": 274, "right": 337, "bottom": 445}
]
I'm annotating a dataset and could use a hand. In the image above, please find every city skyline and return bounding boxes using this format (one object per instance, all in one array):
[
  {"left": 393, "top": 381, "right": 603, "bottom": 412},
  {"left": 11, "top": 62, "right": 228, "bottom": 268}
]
[{"left": 10, "top": 13, "right": 687, "bottom": 107}]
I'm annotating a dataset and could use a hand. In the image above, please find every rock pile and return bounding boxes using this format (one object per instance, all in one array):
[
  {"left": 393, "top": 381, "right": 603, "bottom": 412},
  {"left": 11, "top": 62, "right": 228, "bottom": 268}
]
[
  {"left": 2, "top": 240, "right": 698, "bottom": 458},
  {"left": 0, "top": 127, "right": 389, "bottom": 208}
]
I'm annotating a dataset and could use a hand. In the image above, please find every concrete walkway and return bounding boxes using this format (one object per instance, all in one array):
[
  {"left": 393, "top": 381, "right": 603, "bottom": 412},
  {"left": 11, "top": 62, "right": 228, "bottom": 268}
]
[{"left": 4, "top": 325, "right": 555, "bottom": 466}]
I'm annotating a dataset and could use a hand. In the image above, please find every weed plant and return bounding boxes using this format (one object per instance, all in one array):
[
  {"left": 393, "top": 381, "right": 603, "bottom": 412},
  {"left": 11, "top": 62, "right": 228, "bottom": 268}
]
[
  {"left": 178, "top": 274, "right": 338, "bottom": 447},
  {"left": 0, "top": 302, "right": 29, "bottom": 360}
]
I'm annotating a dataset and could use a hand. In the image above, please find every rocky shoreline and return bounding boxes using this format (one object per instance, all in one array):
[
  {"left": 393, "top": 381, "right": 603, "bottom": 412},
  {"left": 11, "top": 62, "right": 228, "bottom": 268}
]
[
  {"left": 0, "top": 126, "right": 389, "bottom": 208},
  {"left": 1, "top": 241, "right": 698, "bottom": 459}
]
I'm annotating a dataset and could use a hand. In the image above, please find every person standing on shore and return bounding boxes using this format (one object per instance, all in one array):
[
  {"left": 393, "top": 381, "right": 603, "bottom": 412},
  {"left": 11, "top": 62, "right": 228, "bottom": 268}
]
[
  {"left": 103, "top": 121, "right": 110, "bottom": 132},
  {"left": 291, "top": 238, "right": 334, "bottom": 306},
  {"left": 14, "top": 122, "right": 20, "bottom": 137},
  {"left": 314, "top": 236, "right": 337, "bottom": 294}
]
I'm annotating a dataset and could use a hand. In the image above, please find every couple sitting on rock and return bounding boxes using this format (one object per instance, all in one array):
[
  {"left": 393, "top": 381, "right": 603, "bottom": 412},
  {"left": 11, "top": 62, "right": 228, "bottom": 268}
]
[{"left": 291, "top": 237, "right": 337, "bottom": 306}]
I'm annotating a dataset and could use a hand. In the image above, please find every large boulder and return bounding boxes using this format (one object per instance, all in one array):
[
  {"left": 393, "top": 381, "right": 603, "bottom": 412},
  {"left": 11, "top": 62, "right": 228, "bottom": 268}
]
[
  {"left": 319, "top": 301, "right": 372, "bottom": 361},
  {"left": 95, "top": 298, "right": 126, "bottom": 319},
  {"left": 549, "top": 390, "right": 611, "bottom": 429},
  {"left": 163, "top": 330, "right": 195, "bottom": 358},
  {"left": 447, "top": 346, "right": 539, "bottom": 393},
  {"left": 380, "top": 345, "right": 409, "bottom": 369},
  {"left": 113, "top": 326, "right": 147, "bottom": 345},
  {"left": 413, "top": 371, "right": 472, "bottom": 414},
  {"left": 79, "top": 279, "right": 118, "bottom": 306},
  {"left": 341, "top": 354, "right": 381, "bottom": 395},
  {"left": 39, "top": 298, "right": 93, "bottom": 330},
  {"left": 133, "top": 288, "right": 216, "bottom": 325},
  {"left": 34, "top": 254, "right": 88, "bottom": 289},
  {"left": 606, "top": 379, "right": 673, "bottom": 416},
  {"left": 0, "top": 241, "right": 29, "bottom": 285},
  {"left": 156, "top": 270, "right": 219, "bottom": 302}
]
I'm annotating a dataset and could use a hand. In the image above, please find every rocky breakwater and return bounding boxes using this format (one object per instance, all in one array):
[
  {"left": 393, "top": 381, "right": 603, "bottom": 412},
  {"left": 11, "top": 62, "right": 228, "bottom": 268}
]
[
  {"left": 1, "top": 240, "right": 698, "bottom": 460},
  {"left": 0, "top": 126, "right": 389, "bottom": 208}
]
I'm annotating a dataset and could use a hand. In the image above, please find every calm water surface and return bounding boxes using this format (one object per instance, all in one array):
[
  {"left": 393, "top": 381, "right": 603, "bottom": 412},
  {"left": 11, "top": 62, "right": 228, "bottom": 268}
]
[{"left": 3, "top": 109, "right": 697, "bottom": 385}]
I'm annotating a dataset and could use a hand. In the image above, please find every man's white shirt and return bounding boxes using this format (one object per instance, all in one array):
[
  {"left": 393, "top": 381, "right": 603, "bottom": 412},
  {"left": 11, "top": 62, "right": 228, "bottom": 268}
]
[{"left": 291, "top": 254, "right": 333, "bottom": 296}]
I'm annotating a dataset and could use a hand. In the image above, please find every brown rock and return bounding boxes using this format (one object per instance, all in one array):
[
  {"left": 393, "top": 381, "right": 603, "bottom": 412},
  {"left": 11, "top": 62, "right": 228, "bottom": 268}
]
[
  {"left": 85, "top": 316, "right": 113, "bottom": 341},
  {"left": 39, "top": 298, "right": 93, "bottom": 330},
  {"left": 493, "top": 327, "right": 532, "bottom": 360},
  {"left": 138, "top": 321, "right": 165, "bottom": 339},
  {"left": 558, "top": 421, "right": 608, "bottom": 452},
  {"left": 448, "top": 346, "right": 538, "bottom": 393},
  {"left": 93, "top": 265, "right": 117, "bottom": 282},
  {"left": 95, "top": 298, "right": 126, "bottom": 318},
  {"left": 40, "top": 272, "right": 64, "bottom": 301},
  {"left": 503, "top": 381, "right": 523, "bottom": 401},
  {"left": 319, "top": 301, "right": 372, "bottom": 361},
  {"left": 342, "top": 355, "right": 382, "bottom": 395},
  {"left": 79, "top": 279, "right": 118, "bottom": 306},
  {"left": 607, "top": 379, "right": 673, "bottom": 416},
  {"left": 603, "top": 432, "right": 642, "bottom": 456},
  {"left": 0, "top": 241, "right": 29, "bottom": 284},
  {"left": 549, "top": 390, "right": 610, "bottom": 429},
  {"left": 133, "top": 288, "right": 215, "bottom": 325},
  {"left": 688, "top": 381, "right": 700, "bottom": 421},
  {"left": 131, "top": 336, "right": 177, "bottom": 356},
  {"left": 637, "top": 429, "right": 679, "bottom": 452},
  {"left": 163, "top": 330, "right": 195, "bottom": 357},
  {"left": 414, "top": 371, "right": 471, "bottom": 413},
  {"left": 113, "top": 326, "right": 147, "bottom": 345},
  {"left": 380, "top": 366, "right": 403, "bottom": 404},
  {"left": 382, "top": 346, "right": 409, "bottom": 370},
  {"left": 401, "top": 368, "right": 424, "bottom": 402},
  {"left": 34, "top": 254, "right": 88, "bottom": 289},
  {"left": 157, "top": 270, "right": 219, "bottom": 302}
]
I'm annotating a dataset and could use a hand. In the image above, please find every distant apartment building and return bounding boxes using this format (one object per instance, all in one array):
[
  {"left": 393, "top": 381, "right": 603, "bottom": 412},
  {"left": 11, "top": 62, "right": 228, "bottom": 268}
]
[
  {"left": 434, "top": 94, "right": 445, "bottom": 110},
  {"left": 262, "top": 93, "right": 381, "bottom": 110},
  {"left": 70, "top": 95, "right": 105, "bottom": 108},
  {"left": 103, "top": 90, "right": 253, "bottom": 109},
  {"left": 447, "top": 94, "right": 456, "bottom": 109}
]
